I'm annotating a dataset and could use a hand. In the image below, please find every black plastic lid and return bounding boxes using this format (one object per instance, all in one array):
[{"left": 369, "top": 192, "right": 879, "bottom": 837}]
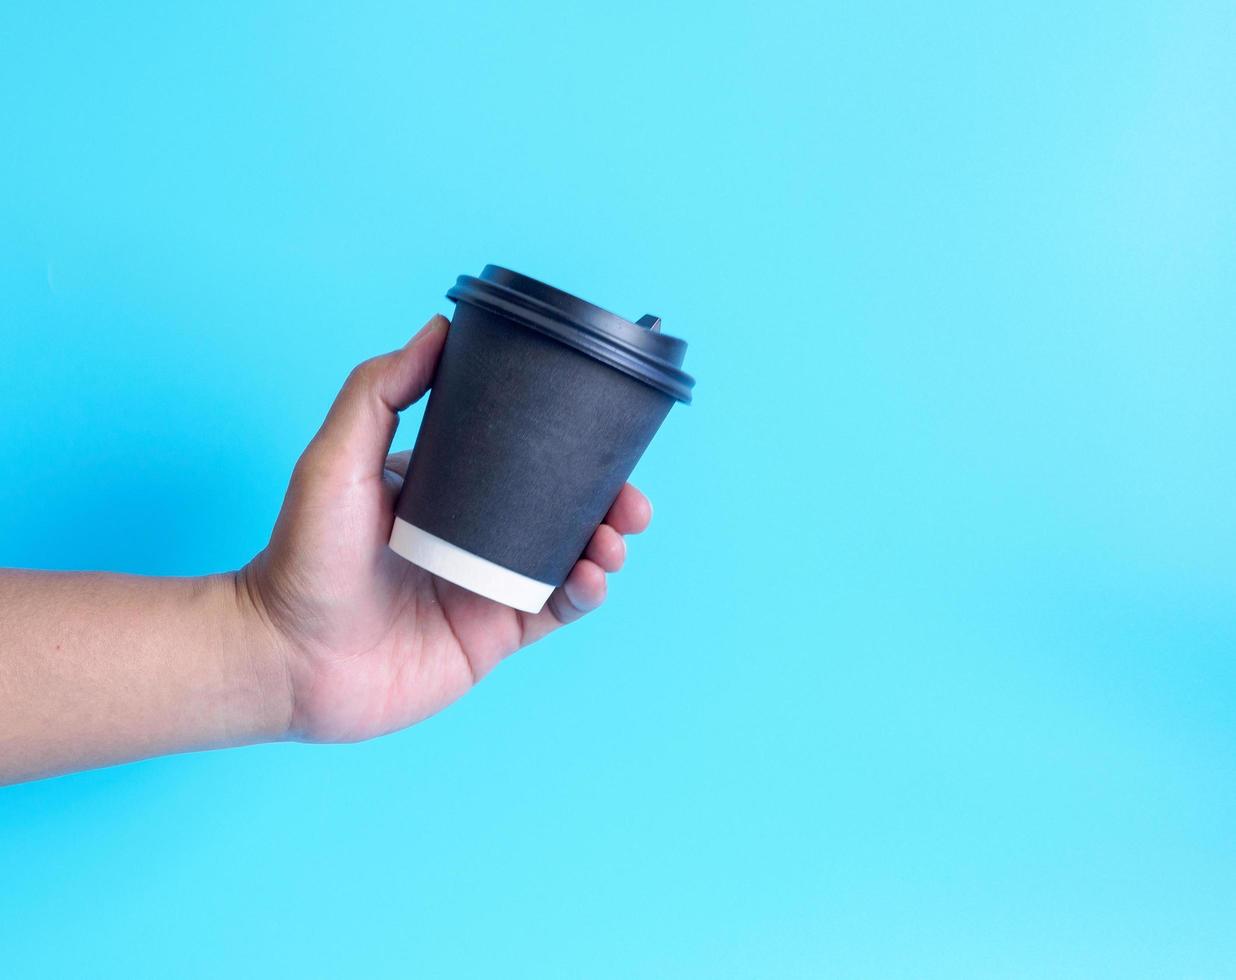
[{"left": 446, "top": 265, "right": 694, "bottom": 403}]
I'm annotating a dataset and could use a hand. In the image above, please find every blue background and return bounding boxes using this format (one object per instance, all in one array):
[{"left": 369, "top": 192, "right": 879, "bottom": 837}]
[{"left": 3, "top": 2, "right": 1235, "bottom": 976}]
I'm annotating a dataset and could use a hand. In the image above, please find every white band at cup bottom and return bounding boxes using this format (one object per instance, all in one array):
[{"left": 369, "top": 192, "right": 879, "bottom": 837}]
[{"left": 388, "top": 517, "right": 556, "bottom": 614}]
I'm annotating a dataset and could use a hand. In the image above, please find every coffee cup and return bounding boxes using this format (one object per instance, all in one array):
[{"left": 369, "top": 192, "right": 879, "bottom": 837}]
[{"left": 389, "top": 265, "right": 694, "bottom": 612}]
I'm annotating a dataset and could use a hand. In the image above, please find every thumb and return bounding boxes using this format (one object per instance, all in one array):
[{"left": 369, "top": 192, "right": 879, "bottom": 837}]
[{"left": 305, "top": 315, "right": 449, "bottom": 482}]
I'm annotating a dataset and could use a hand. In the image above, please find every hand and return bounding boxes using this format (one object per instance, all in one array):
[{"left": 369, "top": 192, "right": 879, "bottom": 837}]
[{"left": 240, "top": 316, "right": 653, "bottom": 743}]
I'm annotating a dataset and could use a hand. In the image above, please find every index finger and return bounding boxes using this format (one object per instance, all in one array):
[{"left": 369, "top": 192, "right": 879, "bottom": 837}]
[{"left": 605, "top": 484, "right": 653, "bottom": 536}]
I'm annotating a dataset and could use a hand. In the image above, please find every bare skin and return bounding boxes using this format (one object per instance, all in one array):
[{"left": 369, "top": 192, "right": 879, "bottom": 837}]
[{"left": 0, "top": 315, "right": 652, "bottom": 784}]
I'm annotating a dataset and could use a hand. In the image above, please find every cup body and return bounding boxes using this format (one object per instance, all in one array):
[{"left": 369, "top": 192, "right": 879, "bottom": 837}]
[{"left": 390, "top": 276, "right": 683, "bottom": 612}]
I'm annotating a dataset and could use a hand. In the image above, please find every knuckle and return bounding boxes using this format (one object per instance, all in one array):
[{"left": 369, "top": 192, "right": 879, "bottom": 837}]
[
  {"left": 347, "top": 356, "right": 383, "bottom": 390},
  {"left": 290, "top": 449, "right": 326, "bottom": 487}
]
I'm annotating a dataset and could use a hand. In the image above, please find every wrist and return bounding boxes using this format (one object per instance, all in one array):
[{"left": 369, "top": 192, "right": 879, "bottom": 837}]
[{"left": 210, "top": 566, "right": 297, "bottom": 744}]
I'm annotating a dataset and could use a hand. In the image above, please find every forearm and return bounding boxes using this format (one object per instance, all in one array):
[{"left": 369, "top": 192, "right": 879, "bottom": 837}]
[{"left": 0, "top": 570, "right": 291, "bottom": 785}]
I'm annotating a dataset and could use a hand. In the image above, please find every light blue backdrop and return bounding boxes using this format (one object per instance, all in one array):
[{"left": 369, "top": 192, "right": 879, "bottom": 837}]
[{"left": 3, "top": 2, "right": 1235, "bottom": 976}]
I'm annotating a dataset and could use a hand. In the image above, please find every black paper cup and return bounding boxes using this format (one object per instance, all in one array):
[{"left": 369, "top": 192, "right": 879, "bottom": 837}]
[{"left": 389, "top": 266, "right": 694, "bottom": 612}]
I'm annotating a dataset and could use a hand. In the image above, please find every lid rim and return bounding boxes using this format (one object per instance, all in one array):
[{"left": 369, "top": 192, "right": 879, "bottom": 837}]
[{"left": 446, "top": 270, "right": 694, "bottom": 403}]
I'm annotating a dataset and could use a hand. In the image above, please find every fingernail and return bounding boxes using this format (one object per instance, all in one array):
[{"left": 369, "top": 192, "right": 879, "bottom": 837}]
[{"left": 405, "top": 315, "right": 448, "bottom": 348}]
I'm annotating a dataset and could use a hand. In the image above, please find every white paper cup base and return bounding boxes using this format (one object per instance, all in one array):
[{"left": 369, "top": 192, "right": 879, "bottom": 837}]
[{"left": 388, "top": 517, "right": 556, "bottom": 613}]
